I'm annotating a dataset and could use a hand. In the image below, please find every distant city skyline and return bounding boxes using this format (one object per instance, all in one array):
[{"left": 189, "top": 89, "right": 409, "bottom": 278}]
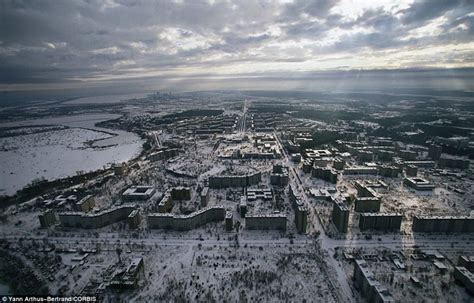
[{"left": 1, "top": 0, "right": 473, "bottom": 91}]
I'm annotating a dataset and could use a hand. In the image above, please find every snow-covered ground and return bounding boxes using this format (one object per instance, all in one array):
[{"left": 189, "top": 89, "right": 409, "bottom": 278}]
[{"left": 0, "top": 114, "right": 143, "bottom": 196}]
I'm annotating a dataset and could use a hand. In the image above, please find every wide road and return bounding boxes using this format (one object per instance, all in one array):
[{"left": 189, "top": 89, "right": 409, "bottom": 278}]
[
  {"left": 2, "top": 230, "right": 472, "bottom": 252},
  {"left": 274, "top": 132, "right": 355, "bottom": 302},
  {"left": 237, "top": 99, "right": 248, "bottom": 133}
]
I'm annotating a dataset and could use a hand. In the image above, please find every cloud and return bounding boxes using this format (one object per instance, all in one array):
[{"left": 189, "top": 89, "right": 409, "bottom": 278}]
[{"left": 0, "top": 0, "right": 473, "bottom": 90}]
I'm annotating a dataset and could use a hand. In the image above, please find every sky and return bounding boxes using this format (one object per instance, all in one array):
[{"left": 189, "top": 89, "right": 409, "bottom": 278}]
[{"left": 1, "top": 0, "right": 474, "bottom": 92}]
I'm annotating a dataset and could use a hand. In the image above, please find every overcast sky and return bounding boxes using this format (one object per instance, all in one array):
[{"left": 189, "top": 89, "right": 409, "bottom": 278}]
[{"left": 1, "top": 0, "right": 473, "bottom": 91}]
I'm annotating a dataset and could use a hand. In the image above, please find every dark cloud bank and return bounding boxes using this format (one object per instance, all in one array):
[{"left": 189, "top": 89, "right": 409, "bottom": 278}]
[{"left": 0, "top": 0, "right": 473, "bottom": 92}]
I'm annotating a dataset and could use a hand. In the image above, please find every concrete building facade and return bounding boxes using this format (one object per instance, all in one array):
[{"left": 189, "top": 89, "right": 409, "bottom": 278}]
[
  {"left": 39, "top": 209, "right": 57, "bottom": 228},
  {"left": 239, "top": 196, "right": 247, "bottom": 218},
  {"left": 149, "top": 148, "right": 181, "bottom": 162},
  {"left": 332, "top": 200, "right": 349, "bottom": 233},
  {"left": 354, "top": 181, "right": 381, "bottom": 212},
  {"left": 428, "top": 144, "right": 442, "bottom": 160},
  {"left": 412, "top": 215, "right": 474, "bottom": 232},
  {"left": 270, "top": 165, "right": 289, "bottom": 186},
  {"left": 208, "top": 172, "right": 261, "bottom": 188},
  {"left": 378, "top": 165, "right": 400, "bottom": 178},
  {"left": 170, "top": 186, "right": 191, "bottom": 200},
  {"left": 59, "top": 205, "right": 135, "bottom": 229},
  {"left": 312, "top": 166, "right": 338, "bottom": 183},
  {"left": 289, "top": 185, "right": 308, "bottom": 234},
  {"left": 247, "top": 188, "right": 273, "bottom": 201},
  {"left": 74, "top": 195, "right": 95, "bottom": 212},
  {"left": 359, "top": 213, "right": 403, "bottom": 231},
  {"left": 158, "top": 187, "right": 192, "bottom": 213},
  {"left": 439, "top": 156, "right": 470, "bottom": 169},
  {"left": 245, "top": 214, "right": 287, "bottom": 231},
  {"left": 225, "top": 211, "right": 233, "bottom": 231},
  {"left": 122, "top": 186, "right": 156, "bottom": 201},
  {"left": 344, "top": 167, "right": 379, "bottom": 175},
  {"left": 403, "top": 177, "right": 435, "bottom": 191},
  {"left": 353, "top": 260, "right": 395, "bottom": 303},
  {"left": 148, "top": 206, "right": 226, "bottom": 231},
  {"left": 355, "top": 198, "right": 381, "bottom": 213},
  {"left": 458, "top": 256, "right": 474, "bottom": 272},
  {"left": 454, "top": 267, "right": 474, "bottom": 294},
  {"left": 128, "top": 209, "right": 141, "bottom": 229},
  {"left": 405, "top": 165, "right": 418, "bottom": 177}
]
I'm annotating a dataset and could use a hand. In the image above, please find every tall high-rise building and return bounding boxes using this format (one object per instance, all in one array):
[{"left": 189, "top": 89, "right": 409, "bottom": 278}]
[
  {"left": 332, "top": 199, "right": 349, "bottom": 233},
  {"left": 428, "top": 144, "right": 442, "bottom": 160}
]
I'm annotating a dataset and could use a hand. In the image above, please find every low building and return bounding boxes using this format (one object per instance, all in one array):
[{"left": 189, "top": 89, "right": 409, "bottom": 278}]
[
  {"left": 304, "top": 149, "right": 332, "bottom": 159},
  {"left": 39, "top": 209, "right": 57, "bottom": 228},
  {"left": 245, "top": 214, "right": 287, "bottom": 231},
  {"left": 403, "top": 177, "right": 435, "bottom": 191},
  {"left": 332, "top": 200, "right": 349, "bottom": 233},
  {"left": 109, "top": 257, "right": 144, "bottom": 289},
  {"left": 247, "top": 188, "right": 273, "bottom": 201},
  {"left": 359, "top": 213, "right": 403, "bottom": 231},
  {"left": 74, "top": 195, "right": 95, "bottom": 212},
  {"left": 148, "top": 206, "right": 226, "bottom": 231},
  {"left": 122, "top": 186, "right": 156, "bottom": 201}
]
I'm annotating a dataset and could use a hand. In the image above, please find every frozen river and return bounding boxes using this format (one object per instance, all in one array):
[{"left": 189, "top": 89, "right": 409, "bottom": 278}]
[{"left": 0, "top": 114, "right": 143, "bottom": 196}]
